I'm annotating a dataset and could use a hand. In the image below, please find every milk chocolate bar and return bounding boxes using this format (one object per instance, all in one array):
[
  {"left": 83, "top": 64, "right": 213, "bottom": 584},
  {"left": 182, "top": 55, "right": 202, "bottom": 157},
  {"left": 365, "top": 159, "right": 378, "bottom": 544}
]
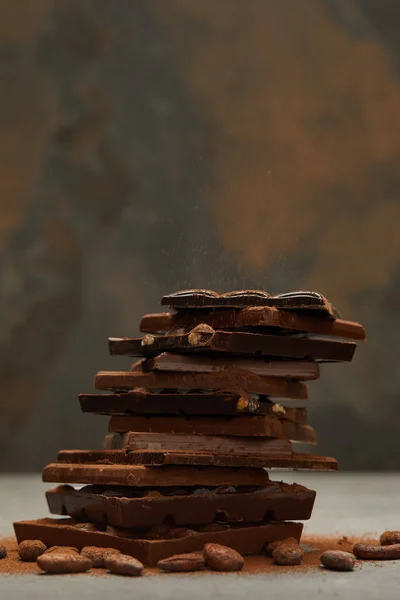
[
  {"left": 161, "top": 289, "right": 339, "bottom": 317},
  {"left": 50, "top": 449, "right": 338, "bottom": 471},
  {"left": 103, "top": 432, "right": 293, "bottom": 456},
  {"left": 79, "top": 391, "right": 305, "bottom": 417},
  {"left": 42, "top": 460, "right": 270, "bottom": 486},
  {"left": 46, "top": 481, "right": 316, "bottom": 528},
  {"left": 140, "top": 308, "right": 365, "bottom": 340},
  {"left": 109, "top": 329, "right": 356, "bottom": 362},
  {"left": 13, "top": 518, "right": 303, "bottom": 566},
  {"left": 142, "top": 354, "right": 320, "bottom": 381},
  {"left": 107, "top": 415, "right": 315, "bottom": 442},
  {"left": 94, "top": 369, "right": 308, "bottom": 399}
]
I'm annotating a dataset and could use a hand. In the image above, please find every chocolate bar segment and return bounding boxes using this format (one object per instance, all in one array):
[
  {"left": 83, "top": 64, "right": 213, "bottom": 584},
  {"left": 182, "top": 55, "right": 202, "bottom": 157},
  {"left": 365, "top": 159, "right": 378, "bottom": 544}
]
[
  {"left": 140, "top": 308, "right": 366, "bottom": 340},
  {"left": 42, "top": 460, "right": 270, "bottom": 486},
  {"left": 13, "top": 518, "right": 303, "bottom": 566},
  {"left": 46, "top": 481, "right": 316, "bottom": 528},
  {"left": 109, "top": 330, "right": 356, "bottom": 362},
  {"left": 142, "top": 354, "right": 320, "bottom": 381},
  {"left": 161, "top": 289, "right": 339, "bottom": 317},
  {"left": 103, "top": 432, "right": 293, "bottom": 456},
  {"left": 94, "top": 369, "right": 308, "bottom": 400},
  {"left": 79, "top": 391, "right": 303, "bottom": 417},
  {"left": 107, "top": 415, "right": 315, "bottom": 442},
  {"left": 50, "top": 450, "right": 338, "bottom": 471}
]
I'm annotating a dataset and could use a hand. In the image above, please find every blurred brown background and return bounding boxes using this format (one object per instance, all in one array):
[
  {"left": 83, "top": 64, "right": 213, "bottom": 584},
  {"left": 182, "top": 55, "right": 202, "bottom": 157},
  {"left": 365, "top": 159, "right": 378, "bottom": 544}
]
[{"left": 0, "top": 0, "right": 399, "bottom": 470}]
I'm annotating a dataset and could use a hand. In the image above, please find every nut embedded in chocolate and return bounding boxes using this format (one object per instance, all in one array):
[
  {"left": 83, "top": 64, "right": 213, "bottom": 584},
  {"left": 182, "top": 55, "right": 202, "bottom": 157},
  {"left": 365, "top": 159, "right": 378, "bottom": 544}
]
[
  {"left": 0, "top": 545, "right": 7, "bottom": 559},
  {"left": 188, "top": 324, "right": 215, "bottom": 346},
  {"left": 273, "top": 541, "right": 303, "bottom": 565},
  {"left": 81, "top": 546, "right": 121, "bottom": 568},
  {"left": 320, "top": 550, "right": 356, "bottom": 571},
  {"left": 105, "top": 553, "right": 144, "bottom": 576},
  {"left": 380, "top": 531, "right": 400, "bottom": 546},
  {"left": 203, "top": 543, "right": 244, "bottom": 572},
  {"left": 265, "top": 537, "right": 298, "bottom": 558},
  {"left": 37, "top": 552, "right": 92, "bottom": 574},
  {"left": 18, "top": 540, "right": 47, "bottom": 562},
  {"left": 157, "top": 552, "right": 205, "bottom": 572}
]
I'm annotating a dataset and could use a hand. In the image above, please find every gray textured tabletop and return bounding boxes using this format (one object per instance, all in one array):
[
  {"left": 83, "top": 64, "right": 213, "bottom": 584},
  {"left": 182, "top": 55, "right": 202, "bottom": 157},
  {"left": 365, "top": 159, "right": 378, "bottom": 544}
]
[{"left": 1, "top": 472, "right": 399, "bottom": 599}]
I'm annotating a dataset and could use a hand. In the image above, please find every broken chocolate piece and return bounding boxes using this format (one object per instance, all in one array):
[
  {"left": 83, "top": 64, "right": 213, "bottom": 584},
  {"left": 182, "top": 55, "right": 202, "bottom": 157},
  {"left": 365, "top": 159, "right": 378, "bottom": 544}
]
[
  {"left": 13, "top": 518, "right": 303, "bottom": 566},
  {"left": 109, "top": 330, "right": 356, "bottom": 362},
  {"left": 107, "top": 414, "right": 315, "bottom": 443},
  {"left": 161, "top": 289, "right": 339, "bottom": 317},
  {"left": 42, "top": 460, "right": 270, "bottom": 486},
  {"left": 94, "top": 370, "right": 308, "bottom": 400},
  {"left": 140, "top": 308, "right": 365, "bottom": 341},
  {"left": 142, "top": 354, "right": 320, "bottom": 381},
  {"left": 46, "top": 481, "right": 316, "bottom": 528}
]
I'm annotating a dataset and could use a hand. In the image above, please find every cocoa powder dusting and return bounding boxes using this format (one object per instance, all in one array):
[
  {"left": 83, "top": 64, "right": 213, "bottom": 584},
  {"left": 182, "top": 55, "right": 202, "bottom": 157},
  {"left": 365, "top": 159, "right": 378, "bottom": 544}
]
[{"left": 0, "top": 535, "right": 380, "bottom": 576}]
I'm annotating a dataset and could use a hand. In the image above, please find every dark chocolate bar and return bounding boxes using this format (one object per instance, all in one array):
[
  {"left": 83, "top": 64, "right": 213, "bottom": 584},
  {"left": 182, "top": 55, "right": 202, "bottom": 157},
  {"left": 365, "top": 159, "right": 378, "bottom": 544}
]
[
  {"left": 42, "top": 460, "right": 270, "bottom": 486},
  {"left": 49, "top": 449, "right": 338, "bottom": 471},
  {"left": 161, "top": 289, "right": 339, "bottom": 317},
  {"left": 109, "top": 328, "right": 356, "bottom": 362},
  {"left": 107, "top": 415, "right": 315, "bottom": 442},
  {"left": 142, "top": 354, "right": 320, "bottom": 381},
  {"left": 102, "top": 432, "right": 293, "bottom": 457},
  {"left": 46, "top": 481, "right": 316, "bottom": 528},
  {"left": 140, "top": 307, "right": 366, "bottom": 340},
  {"left": 94, "top": 369, "right": 308, "bottom": 399},
  {"left": 79, "top": 391, "right": 305, "bottom": 417},
  {"left": 13, "top": 518, "right": 303, "bottom": 566}
]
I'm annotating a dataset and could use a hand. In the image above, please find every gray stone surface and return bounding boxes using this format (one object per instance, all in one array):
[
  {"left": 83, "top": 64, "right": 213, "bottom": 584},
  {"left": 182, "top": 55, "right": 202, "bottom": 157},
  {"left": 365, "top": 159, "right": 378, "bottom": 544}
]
[{"left": 1, "top": 472, "right": 400, "bottom": 598}]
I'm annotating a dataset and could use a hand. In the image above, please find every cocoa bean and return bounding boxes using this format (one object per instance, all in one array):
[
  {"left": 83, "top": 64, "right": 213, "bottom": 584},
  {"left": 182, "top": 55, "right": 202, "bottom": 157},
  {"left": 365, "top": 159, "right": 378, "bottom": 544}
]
[
  {"left": 43, "top": 546, "right": 79, "bottom": 555},
  {"left": 353, "top": 543, "right": 400, "bottom": 560},
  {"left": 105, "top": 553, "right": 144, "bottom": 576},
  {"left": 158, "top": 552, "right": 205, "bottom": 572},
  {"left": 81, "top": 546, "right": 121, "bottom": 568},
  {"left": 380, "top": 531, "right": 400, "bottom": 546},
  {"left": 273, "top": 542, "right": 303, "bottom": 566},
  {"left": 204, "top": 543, "right": 244, "bottom": 572},
  {"left": 37, "top": 552, "right": 92, "bottom": 573},
  {"left": 320, "top": 550, "right": 356, "bottom": 571},
  {"left": 18, "top": 540, "right": 47, "bottom": 562},
  {"left": 265, "top": 538, "right": 298, "bottom": 558},
  {"left": 0, "top": 545, "right": 7, "bottom": 559}
]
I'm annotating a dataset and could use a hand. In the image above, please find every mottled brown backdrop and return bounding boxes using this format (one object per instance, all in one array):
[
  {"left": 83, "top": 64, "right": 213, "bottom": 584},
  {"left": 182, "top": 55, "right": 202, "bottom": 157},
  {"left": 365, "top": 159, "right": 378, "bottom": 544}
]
[{"left": 1, "top": 0, "right": 399, "bottom": 470}]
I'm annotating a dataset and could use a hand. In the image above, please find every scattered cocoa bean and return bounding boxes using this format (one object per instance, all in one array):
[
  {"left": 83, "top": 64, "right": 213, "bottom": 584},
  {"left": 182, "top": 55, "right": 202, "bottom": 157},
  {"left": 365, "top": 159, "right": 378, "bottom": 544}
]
[
  {"left": 81, "top": 546, "right": 121, "bottom": 568},
  {"left": 320, "top": 550, "right": 356, "bottom": 571},
  {"left": 203, "top": 543, "right": 244, "bottom": 572},
  {"left": 18, "top": 540, "right": 47, "bottom": 562},
  {"left": 105, "top": 553, "right": 144, "bottom": 576},
  {"left": 353, "top": 543, "right": 400, "bottom": 560},
  {"left": 44, "top": 546, "right": 79, "bottom": 555},
  {"left": 380, "top": 531, "right": 400, "bottom": 546},
  {"left": 0, "top": 545, "right": 7, "bottom": 559},
  {"left": 37, "top": 552, "right": 92, "bottom": 574},
  {"left": 265, "top": 538, "right": 298, "bottom": 558},
  {"left": 157, "top": 552, "right": 205, "bottom": 572},
  {"left": 273, "top": 541, "right": 303, "bottom": 566}
]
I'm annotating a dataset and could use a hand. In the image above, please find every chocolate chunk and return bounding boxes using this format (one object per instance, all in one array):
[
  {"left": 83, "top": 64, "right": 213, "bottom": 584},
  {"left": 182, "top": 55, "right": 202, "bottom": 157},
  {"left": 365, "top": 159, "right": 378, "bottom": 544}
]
[
  {"left": 81, "top": 546, "right": 121, "bottom": 568},
  {"left": 160, "top": 289, "right": 339, "bottom": 317},
  {"left": 104, "top": 553, "right": 143, "bottom": 576},
  {"left": 320, "top": 550, "right": 356, "bottom": 571},
  {"left": 157, "top": 552, "right": 205, "bottom": 572},
  {"left": 14, "top": 518, "right": 303, "bottom": 566},
  {"left": 203, "top": 543, "right": 244, "bottom": 571},
  {"left": 79, "top": 391, "right": 306, "bottom": 418},
  {"left": 94, "top": 369, "right": 308, "bottom": 400},
  {"left": 18, "top": 539, "right": 47, "bottom": 562},
  {"left": 42, "top": 460, "right": 270, "bottom": 486},
  {"left": 142, "top": 354, "right": 320, "bottom": 381},
  {"left": 107, "top": 414, "right": 316, "bottom": 443},
  {"left": 46, "top": 481, "right": 316, "bottom": 528},
  {"left": 141, "top": 308, "right": 365, "bottom": 340},
  {"left": 37, "top": 552, "right": 92, "bottom": 574},
  {"left": 109, "top": 330, "right": 356, "bottom": 362}
]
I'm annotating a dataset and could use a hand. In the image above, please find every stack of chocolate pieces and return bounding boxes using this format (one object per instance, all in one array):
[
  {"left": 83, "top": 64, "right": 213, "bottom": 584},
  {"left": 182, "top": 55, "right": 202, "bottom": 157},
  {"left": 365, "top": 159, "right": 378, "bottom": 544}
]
[{"left": 14, "top": 289, "right": 366, "bottom": 566}]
